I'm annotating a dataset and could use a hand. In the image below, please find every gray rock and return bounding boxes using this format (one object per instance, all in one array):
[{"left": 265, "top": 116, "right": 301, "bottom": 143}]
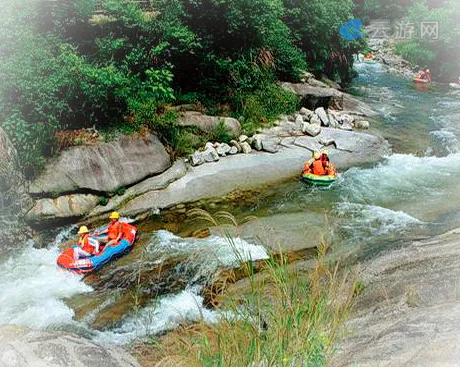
[
  {"left": 190, "top": 152, "right": 204, "bottom": 166},
  {"left": 319, "top": 136, "right": 335, "bottom": 146},
  {"left": 295, "top": 114, "right": 304, "bottom": 127},
  {"left": 230, "top": 140, "right": 242, "bottom": 153},
  {"left": 228, "top": 146, "right": 238, "bottom": 155},
  {"left": 177, "top": 111, "right": 241, "bottom": 137},
  {"left": 261, "top": 139, "right": 280, "bottom": 153},
  {"left": 280, "top": 82, "right": 343, "bottom": 110},
  {"left": 315, "top": 107, "right": 330, "bottom": 126},
  {"left": 0, "top": 325, "right": 138, "bottom": 367},
  {"left": 30, "top": 134, "right": 171, "bottom": 196},
  {"left": 202, "top": 147, "right": 220, "bottom": 162},
  {"left": 238, "top": 135, "right": 249, "bottom": 143},
  {"left": 280, "top": 121, "right": 298, "bottom": 134},
  {"left": 327, "top": 110, "right": 339, "bottom": 128},
  {"left": 341, "top": 122, "right": 353, "bottom": 131},
  {"left": 25, "top": 194, "right": 99, "bottom": 228},
  {"left": 240, "top": 142, "right": 252, "bottom": 154},
  {"left": 310, "top": 114, "right": 321, "bottom": 126},
  {"left": 205, "top": 142, "right": 215, "bottom": 150},
  {"left": 354, "top": 120, "right": 370, "bottom": 129},
  {"left": 252, "top": 135, "right": 263, "bottom": 151},
  {"left": 216, "top": 143, "right": 232, "bottom": 156},
  {"left": 302, "top": 123, "right": 321, "bottom": 137},
  {"left": 299, "top": 107, "right": 313, "bottom": 120}
]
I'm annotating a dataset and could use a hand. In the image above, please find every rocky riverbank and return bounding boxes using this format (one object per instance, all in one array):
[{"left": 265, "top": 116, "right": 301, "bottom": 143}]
[{"left": 24, "top": 75, "right": 390, "bottom": 229}]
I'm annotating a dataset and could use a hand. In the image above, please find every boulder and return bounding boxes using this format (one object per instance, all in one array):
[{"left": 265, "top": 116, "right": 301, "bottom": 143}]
[
  {"left": 327, "top": 110, "right": 339, "bottom": 128},
  {"left": 302, "top": 123, "right": 321, "bottom": 137},
  {"left": 281, "top": 82, "right": 343, "bottom": 110},
  {"left": 315, "top": 107, "right": 330, "bottom": 126},
  {"left": 341, "top": 122, "right": 354, "bottom": 131},
  {"left": 202, "top": 147, "right": 220, "bottom": 162},
  {"left": 238, "top": 135, "right": 248, "bottom": 143},
  {"left": 177, "top": 111, "right": 241, "bottom": 137},
  {"left": 0, "top": 325, "right": 138, "bottom": 367},
  {"left": 280, "top": 121, "right": 298, "bottom": 134},
  {"left": 240, "top": 142, "right": 252, "bottom": 154},
  {"left": 261, "top": 138, "right": 280, "bottom": 153},
  {"left": 228, "top": 146, "right": 238, "bottom": 155},
  {"left": 230, "top": 140, "right": 242, "bottom": 153},
  {"left": 354, "top": 120, "right": 370, "bottom": 129},
  {"left": 310, "top": 114, "right": 321, "bottom": 126},
  {"left": 252, "top": 135, "right": 264, "bottom": 151},
  {"left": 216, "top": 143, "right": 232, "bottom": 156},
  {"left": 295, "top": 114, "right": 304, "bottom": 127},
  {"left": 299, "top": 107, "right": 313, "bottom": 120},
  {"left": 25, "top": 194, "right": 99, "bottom": 228},
  {"left": 30, "top": 134, "right": 171, "bottom": 196},
  {"left": 190, "top": 152, "right": 204, "bottom": 166}
]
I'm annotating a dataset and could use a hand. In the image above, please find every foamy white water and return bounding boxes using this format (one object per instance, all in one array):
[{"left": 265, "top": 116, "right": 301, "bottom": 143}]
[
  {"left": 0, "top": 233, "right": 92, "bottom": 328},
  {"left": 94, "top": 230, "right": 269, "bottom": 344}
]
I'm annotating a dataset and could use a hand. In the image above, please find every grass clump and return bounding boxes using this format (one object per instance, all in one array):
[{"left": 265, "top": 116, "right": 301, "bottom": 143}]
[{"left": 134, "top": 210, "right": 358, "bottom": 367}]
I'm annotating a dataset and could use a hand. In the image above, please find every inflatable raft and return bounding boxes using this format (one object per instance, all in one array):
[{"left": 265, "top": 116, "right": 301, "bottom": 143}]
[
  {"left": 301, "top": 173, "right": 337, "bottom": 186},
  {"left": 363, "top": 59, "right": 376, "bottom": 64},
  {"left": 57, "top": 223, "right": 138, "bottom": 274},
  {"left": 413, "top": 77, "right": 431, "bottom": 85}
]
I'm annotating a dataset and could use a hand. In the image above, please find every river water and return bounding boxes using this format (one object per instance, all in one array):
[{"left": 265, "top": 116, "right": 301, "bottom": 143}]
[{"left": 1, "top": 62, "right": 460, "bottom": 345}]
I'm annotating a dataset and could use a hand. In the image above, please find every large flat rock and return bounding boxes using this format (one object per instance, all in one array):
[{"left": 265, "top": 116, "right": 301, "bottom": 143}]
[
  {"left": 0, "top": 325, "right": 138, "bottom": 367},
  {"left": 332, "top": 228, "right": 460, "bottom": 366},
  {"left": 30, "top": 134, "right": 171, "bottom": 196},
  {"left": 177, "top": 111, "right": 241, "bottom": 138},
  {"left": 111, "top": 129, "right": 388, "bottom": 217}
]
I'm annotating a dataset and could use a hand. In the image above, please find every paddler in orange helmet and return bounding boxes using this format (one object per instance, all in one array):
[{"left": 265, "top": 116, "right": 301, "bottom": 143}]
[
  {"left": 74, "top": 226, "right": 100, "bottom": 260},
  {"left": 96, "top": 212, "right": 124, "bottom": 246}
]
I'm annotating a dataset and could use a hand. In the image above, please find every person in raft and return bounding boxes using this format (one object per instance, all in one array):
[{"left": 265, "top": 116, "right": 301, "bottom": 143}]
[
  {"left": 321, "top": 150, "right": 337, "bottom": 176},
  {"left": 74, "top": 226, "right": 100, "bottom": 260},
  {"left": 303, "top": 151, "right": 336, "bottom": 176},
  {"left": 95, "top": 212, "right": 124, "bottom": 246}
]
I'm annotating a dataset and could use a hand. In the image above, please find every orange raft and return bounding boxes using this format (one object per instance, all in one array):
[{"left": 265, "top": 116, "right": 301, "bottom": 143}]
[{"left": 57, "top": 223, "right": 138, "bottom": 274}]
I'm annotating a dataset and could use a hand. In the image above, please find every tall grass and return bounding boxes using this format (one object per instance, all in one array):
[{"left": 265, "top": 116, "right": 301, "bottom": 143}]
[{"left": 134, "top": 209, "right": 359, "bottom": 367}]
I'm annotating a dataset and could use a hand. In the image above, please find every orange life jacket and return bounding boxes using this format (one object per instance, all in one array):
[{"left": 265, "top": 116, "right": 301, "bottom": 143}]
[
  {"left": 79, "top": 235, "right": 98, "bottom": 254},
  {"left": 312, "top": 159, "right": 326, "bottom": 176},
  {"left": 121, "top": 222, "right": 137, "bottom": 243},
  {"left": 107, "top": 221, "right": 123, "bottom": 240}
]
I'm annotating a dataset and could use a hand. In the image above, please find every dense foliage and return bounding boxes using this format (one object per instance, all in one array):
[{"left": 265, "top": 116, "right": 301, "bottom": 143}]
[{"left": 0, "top": 0, "right": 361, "bottom": 177}]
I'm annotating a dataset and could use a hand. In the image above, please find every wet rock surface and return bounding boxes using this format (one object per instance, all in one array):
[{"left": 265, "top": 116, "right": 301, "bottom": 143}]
[
  {"left": 0, "top": 325, "right": 138, "bottom": 367},
  {"left": 333, "top": 228, "right": 460, "bottom": 366}
]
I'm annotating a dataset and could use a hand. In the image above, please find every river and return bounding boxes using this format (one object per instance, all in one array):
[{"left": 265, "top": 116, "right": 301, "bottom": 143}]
[{"left": 1, "top": 61, "right": 460, "bottom": 348}]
